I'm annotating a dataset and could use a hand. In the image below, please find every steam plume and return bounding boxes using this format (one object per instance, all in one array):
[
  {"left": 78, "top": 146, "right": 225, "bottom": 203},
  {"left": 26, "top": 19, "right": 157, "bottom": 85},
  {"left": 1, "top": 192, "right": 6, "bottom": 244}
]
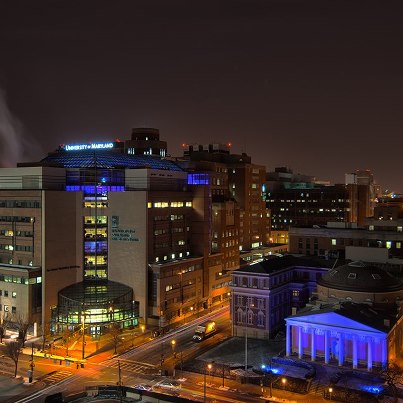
[{"left": 0, "top": 90, "right": 42, "bottom": 167}]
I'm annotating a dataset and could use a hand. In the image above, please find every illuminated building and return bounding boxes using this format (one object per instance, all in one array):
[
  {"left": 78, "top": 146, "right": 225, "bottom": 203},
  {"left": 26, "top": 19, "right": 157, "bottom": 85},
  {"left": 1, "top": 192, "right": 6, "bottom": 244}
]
[
  {"left": 286, "top": 261, "right": 403, "bottom": 369},
  {"left": 181, "top": 143, "right": 269, "bottom": 256},
  {"left": 230, "top": 255, "right": 329, "bottom": 339},
  {"left": 285, "top": 302, "right": 400, "bottom": 370},
  {"left": 0, "top": 134, "right": 236, "bottom": 335},
  {"left": 265, "top": 167, "right": 381, "bottom": 245},
  {"left": 289, "top": 198, "right": 403, "bottom": 260},
  {"left": 125, "top": 127, "right": 167, "bottom": 157}
]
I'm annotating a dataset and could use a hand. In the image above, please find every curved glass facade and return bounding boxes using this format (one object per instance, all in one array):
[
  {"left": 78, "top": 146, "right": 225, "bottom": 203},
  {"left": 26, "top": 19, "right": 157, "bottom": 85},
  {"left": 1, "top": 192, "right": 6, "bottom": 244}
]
[{"left": 52, "top": 281, "right": 139, "bottom": 335}]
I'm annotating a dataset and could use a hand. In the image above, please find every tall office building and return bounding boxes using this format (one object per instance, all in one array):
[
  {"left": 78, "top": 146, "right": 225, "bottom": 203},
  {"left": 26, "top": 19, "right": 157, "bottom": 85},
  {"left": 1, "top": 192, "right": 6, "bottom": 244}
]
[
  {"left": 0, "top": 132, "right": 246, "bottom": 336},
  {"left": 181, "top": 143, "right": 269, "bottom": 253}
]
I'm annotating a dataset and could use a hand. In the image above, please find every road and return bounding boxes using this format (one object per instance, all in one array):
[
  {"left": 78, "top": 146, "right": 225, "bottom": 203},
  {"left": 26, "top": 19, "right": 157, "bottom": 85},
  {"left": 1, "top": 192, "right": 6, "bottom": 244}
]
[
  {"left": 2, "top": 307, "right": 325, "bottom": 403},
  {"left": 7, "top": 307, "right": 242, "bottom": 402}
]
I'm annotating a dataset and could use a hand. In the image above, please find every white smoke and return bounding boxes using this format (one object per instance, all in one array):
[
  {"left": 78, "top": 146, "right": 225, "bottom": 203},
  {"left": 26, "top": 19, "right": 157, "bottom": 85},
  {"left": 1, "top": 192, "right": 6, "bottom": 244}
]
[{"left": 0, "top": 89, "right": 42, "bottom": 167}]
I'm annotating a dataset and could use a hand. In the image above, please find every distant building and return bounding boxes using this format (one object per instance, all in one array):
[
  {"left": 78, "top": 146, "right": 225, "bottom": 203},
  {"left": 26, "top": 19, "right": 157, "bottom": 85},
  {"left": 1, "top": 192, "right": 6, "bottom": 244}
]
[
  {"left": 289, "top": 197, "right": 403, "bottom": 261},
  {"left": 265, "top": 167, "right": 381, "bottom": 245}
]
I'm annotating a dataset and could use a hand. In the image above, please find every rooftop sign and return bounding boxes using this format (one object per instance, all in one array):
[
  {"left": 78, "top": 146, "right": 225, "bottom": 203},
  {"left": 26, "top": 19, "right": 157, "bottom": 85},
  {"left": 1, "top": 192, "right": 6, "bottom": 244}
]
[{"left": 64, "top": 142, "right": 114, "bottom": 151}]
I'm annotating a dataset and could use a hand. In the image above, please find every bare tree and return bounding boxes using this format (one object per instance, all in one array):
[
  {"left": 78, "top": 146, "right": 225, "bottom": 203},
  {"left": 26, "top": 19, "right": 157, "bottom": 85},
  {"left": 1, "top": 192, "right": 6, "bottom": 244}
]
[
  {"left": 0, "top": 313, "right": 10, "bottom": 343},
  {"left": 5, "top": 340, "right": 23, "bottom": 377},
  {"left": 380, "top": 361, "right": 403, "bottom": 403},
  {"left": 60, "top": 328, "right": 73, "bottom": 356},
  {"left": 40, "top": 321, "right": 53, "bottom": 352},
  {"left": 15, "top": 314, "right": 32, "bottom": 347},
  {"left": 109, "top": 322, "right": 122, "bottom": 355}
]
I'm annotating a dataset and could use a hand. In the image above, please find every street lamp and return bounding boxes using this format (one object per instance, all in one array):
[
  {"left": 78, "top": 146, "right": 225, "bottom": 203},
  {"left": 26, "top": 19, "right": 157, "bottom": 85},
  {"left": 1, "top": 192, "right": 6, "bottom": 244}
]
[
  {"left": 281, "top": 377, "right": 286, "bottom": 391},
  {"left": 328, "top": 387, "right": 333, "bottom": 401},
  {"left": 171, "top": 339, "right": 176, "bottom": 357},
  {"left": 171, "top": 339, "right": 177, "bottom": 378},
  {"left": 204, "top": 363, "right": 213, "bottom": 403}
]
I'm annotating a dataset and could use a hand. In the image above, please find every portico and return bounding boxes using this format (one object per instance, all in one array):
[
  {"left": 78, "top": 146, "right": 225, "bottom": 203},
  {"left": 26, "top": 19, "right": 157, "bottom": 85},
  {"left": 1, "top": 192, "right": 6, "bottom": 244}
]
[{"left": 285, "top": 308, "right": 389, "bottom": 371}]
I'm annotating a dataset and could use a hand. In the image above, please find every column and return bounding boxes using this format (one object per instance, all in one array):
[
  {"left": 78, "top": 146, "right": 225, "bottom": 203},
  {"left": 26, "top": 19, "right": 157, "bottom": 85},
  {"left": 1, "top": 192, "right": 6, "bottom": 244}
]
[
  {"left": 324, "top": 330, "right": 329, "bottom": 364},
  {"left": 298, "top": 326, "right": 303, "bottom": 359},
  {"left": 286, "top": 323, "right": 291, "bottom": 356},
  {"left": 311, "top": 328, "right": 316, "bottom": 362},
  {"left": 381, "top": 339, "right": 387, "bottom": 369},
  {"left": 338, "top": 333, "right": 344, "bottom": 366},
  {"left": 367, "top": 338, "right": 373, "bottom": 371},
  {"left": 352, "top": 336, "right": 358, "bottom": 369}
]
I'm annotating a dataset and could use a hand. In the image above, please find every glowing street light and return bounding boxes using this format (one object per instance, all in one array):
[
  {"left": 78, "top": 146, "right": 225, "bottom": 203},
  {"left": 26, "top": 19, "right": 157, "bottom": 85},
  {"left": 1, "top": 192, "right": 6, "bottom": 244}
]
[
  {"left": 204, "top": 363, "right": 213, "bottom": 403},
  {"left": 329, "top": 387, "right": 333, "bottom": 401},
  {"left": 171, "top": 339, "right": 176, "bottom": 357},
  {"left": 282, "top": 377, "right": 286, "bottom": 391}
]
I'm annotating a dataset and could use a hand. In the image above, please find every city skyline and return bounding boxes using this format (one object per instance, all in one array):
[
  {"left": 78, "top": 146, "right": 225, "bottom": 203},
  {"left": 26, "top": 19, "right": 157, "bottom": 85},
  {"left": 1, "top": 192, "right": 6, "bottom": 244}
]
[{"left": 2, "top": 0, "right": 403, "bottom": 192}]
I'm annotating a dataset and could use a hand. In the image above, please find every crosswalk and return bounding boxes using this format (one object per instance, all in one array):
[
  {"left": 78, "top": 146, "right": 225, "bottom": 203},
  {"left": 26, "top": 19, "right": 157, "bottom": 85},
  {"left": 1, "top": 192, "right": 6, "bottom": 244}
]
[
  {"left": 42, "top": 370, "right": 73, "bottom": 384},
  {"left": 108, "top": 359, "right": 159, "bottom": 375}
]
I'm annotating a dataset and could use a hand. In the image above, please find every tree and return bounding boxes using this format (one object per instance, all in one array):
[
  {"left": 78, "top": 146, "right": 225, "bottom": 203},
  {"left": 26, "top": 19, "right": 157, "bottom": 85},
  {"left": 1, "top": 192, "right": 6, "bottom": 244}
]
[
  {"left": 61, "top": 328, "right": 73, "bottom": 356},
  {"left": 15, "top": 314, "right": 32, "bottom": 347},
  {"left": 109, "top": 322, "right": 122, "bottom": 355},
  {"left": 40, "top": 321, "right": 53, "bottom": 352},
  {"left": 0, "top": 313, "right": 10, "bottom": 343},
  {"left": 5, "top": 340, "right": 23, "bottom": 377},
  {"left": 380, "top": 361, "right": 403, "bottom": 403}
]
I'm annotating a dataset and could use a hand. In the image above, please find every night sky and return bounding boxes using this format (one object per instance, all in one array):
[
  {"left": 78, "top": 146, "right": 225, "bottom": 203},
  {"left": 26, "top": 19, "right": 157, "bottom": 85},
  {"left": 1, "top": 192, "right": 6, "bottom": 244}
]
[{"left": 1, "top": 0, "right": 402, "bottom": 192}]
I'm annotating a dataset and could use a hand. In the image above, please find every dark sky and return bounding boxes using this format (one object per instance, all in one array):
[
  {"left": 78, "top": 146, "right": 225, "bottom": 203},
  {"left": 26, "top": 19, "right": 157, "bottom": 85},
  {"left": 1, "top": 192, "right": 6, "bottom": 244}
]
[{"left": 1, "top": 0, "right": 402, "bottom": 192}]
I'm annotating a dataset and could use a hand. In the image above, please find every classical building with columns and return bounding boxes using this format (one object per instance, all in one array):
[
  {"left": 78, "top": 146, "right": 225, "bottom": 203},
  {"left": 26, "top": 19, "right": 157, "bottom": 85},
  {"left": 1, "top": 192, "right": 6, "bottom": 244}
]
[{"left": 285, "top": 302, "right": 401, "bottom": 370}]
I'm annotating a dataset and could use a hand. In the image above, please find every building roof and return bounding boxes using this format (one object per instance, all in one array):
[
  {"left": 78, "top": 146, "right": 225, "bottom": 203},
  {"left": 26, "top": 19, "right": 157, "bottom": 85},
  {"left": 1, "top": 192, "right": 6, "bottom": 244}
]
[
  {"left": 289, "top": 302, "right": 398, "bottom": 333},
  {"left": 317, "top": 261, "right": 403, "bottom": 293},
  {"left": 39, "top": 150, "right": 183, "bottom": 171},
  {"left": 235, "top": 254, "right": 331, "bottom": 275}
]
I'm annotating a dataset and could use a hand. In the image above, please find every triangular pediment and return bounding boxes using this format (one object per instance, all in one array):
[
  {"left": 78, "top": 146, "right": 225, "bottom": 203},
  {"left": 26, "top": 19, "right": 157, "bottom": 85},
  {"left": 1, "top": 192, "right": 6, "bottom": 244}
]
[{"left": 287, "top": 311, "right": 386, "bottom": 335}]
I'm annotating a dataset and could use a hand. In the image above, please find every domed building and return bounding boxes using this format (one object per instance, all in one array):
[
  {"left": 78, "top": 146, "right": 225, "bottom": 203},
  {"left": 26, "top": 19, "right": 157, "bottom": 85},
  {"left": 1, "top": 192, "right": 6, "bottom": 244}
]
[
  {"left": 285, "top": 261, "right": 403, "bottom": 370},
  {"left": 317, "top": 261, "right": 403, "bottom": 304}
]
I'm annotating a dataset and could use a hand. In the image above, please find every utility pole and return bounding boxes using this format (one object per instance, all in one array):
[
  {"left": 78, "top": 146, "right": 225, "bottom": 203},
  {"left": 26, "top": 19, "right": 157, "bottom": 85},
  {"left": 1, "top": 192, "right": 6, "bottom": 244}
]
[
  {"left": 29, "top": 343, "right": 34, "bottom": 383},
  {"left": 118, "top": 360, "right": 123, "bottom": 402}
]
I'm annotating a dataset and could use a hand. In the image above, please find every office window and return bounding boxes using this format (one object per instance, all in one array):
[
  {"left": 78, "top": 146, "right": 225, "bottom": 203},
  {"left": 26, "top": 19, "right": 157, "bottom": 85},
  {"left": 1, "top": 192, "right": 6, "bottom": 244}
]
[
  {"left": 12, "top": 306, "right": 16, "bottom": 314},
  {"left": 12, "top": 291, "right": 16, "bottom": 298},
  {"left": 4, "top": 291, "right": 8, "bottom": 297},
  {"left": 331, "top": 239, "right": 337, "bottom": 246},
  {"left": 292, "top": 290, "right": 299, "bottom": 297}
]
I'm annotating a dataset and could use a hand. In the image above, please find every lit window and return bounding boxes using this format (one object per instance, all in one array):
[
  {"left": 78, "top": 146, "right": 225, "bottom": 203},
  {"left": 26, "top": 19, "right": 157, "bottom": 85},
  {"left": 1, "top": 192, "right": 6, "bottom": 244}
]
[
  {"left": 292, "top": 290, "right": 300, "bottom": 297},
  {"left": 331, "top": 239, "right": 337, "bottom": 246},
  {"left": 386, "top": 241, "right": 392, "bottom": 249},
  {"left": 398, "top": 226, "right": 402, "bottom": 232},
  {"left": 397, "top": 242, "right": 401, "bottom": 249},
  {"left": 369, "top": 225, "right": 374, "bottom": 231},
  {"left": 12, "top": 292, "right": 17, "bottom": 298}
]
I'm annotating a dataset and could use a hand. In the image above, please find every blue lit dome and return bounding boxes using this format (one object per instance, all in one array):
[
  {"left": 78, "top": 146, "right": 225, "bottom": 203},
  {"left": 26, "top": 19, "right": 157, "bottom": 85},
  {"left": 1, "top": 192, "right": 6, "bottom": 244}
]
[{"left": 39, "top": 149, "right": 183, "bottom": 171}]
